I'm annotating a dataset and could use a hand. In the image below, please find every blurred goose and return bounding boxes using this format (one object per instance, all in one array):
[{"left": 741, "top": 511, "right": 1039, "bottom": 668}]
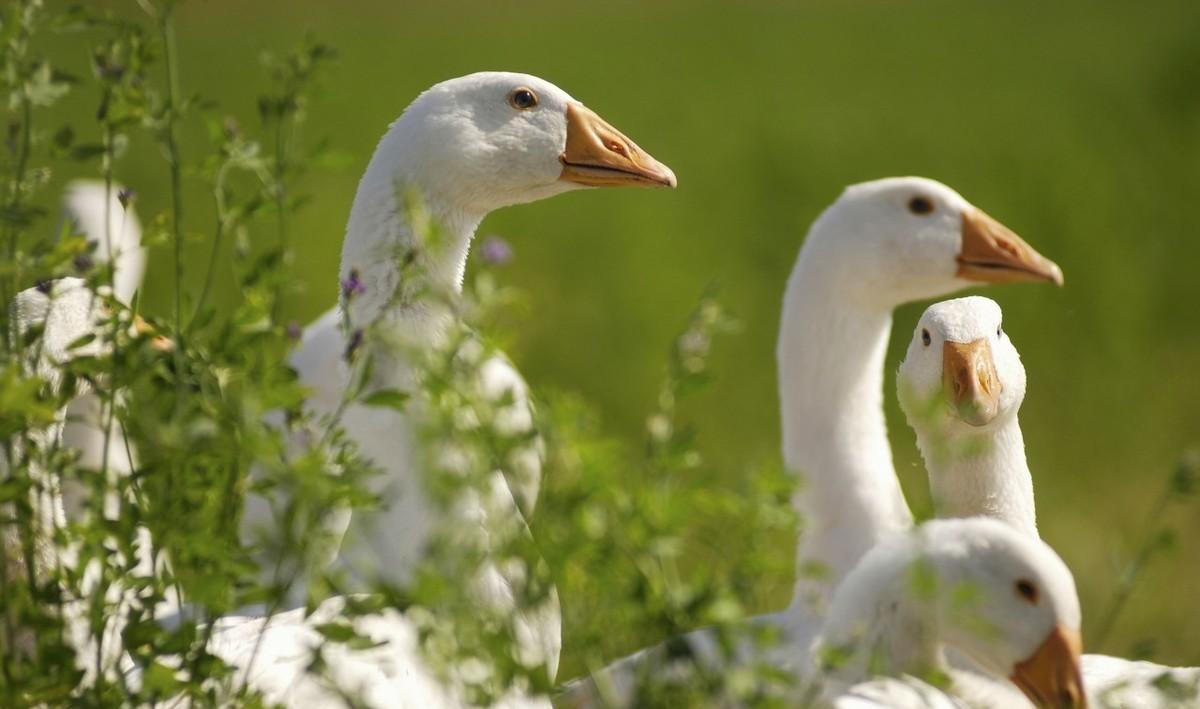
[
  {"left": 6, "top": 279, "right": 105, "bottom": 549},
  {"left": 60, "top": 180, "right": 146, "bottom": 304},
  {"left": 4, "top": 278, "right": 122, "bottom": 677},
  {"left": 206, "top": 596, "right": 551, "bottom": 709},
  {"left": 807, "top": 517, "right": 1086, "bottom": 709},
  {"left": 557, "top": 178, "right": 1062, "bottom": 704},
  {"left": 239, "top": 71, "right": 675, "bottom": 689},
  {"left": 57, "top": 181, "right": 146, "bottom": 516},
  {"left": 897, "top": 296, "right": 1200, "bottom": 706}
]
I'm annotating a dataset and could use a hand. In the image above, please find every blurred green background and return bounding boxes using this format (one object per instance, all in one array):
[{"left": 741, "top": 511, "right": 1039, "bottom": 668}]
[{"left": 40, "top": 0, "right": 1200, "bottom": 673}]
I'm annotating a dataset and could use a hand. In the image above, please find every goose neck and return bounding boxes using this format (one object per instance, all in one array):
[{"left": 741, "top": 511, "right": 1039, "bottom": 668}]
[
  {"left": 921, "top": 418, "right": 1038, "bottom": 538},
  {"left": 778, "top": 259, "right": 913, "bottom": 601},
  {"left": 339, "top": 131, "right": 485, "bottom": 336}
]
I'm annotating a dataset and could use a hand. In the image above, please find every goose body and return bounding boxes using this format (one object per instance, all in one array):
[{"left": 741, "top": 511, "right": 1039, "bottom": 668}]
[
  {"left": 898, "top": 296, "right": 1200, "bottom": 706},
  {"left": 206, "top": 597, "right": 552, "bottom": 709},
  {"left": 4, "top": 278, "right": 126, "bottom": 678},
  {"left": 558, "top": 178, "right": 1062, "bottom": 704}
]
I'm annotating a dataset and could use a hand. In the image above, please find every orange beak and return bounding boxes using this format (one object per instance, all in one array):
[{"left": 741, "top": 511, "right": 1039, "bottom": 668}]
[
  {"left": 942, "top": 338, "right": 1002, "bottom": 426},
  {"left": 957, "top": 207, "right": 1063, "bottom": 286},
  {"left": 1010, "top": 625, "right": 1087, "bottom": 708},
  {"left": 559, "top": 102, "right": 677, "bottom": 188}
]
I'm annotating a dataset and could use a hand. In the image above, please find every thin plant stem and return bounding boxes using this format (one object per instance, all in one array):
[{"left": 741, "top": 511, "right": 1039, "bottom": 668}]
[
  {"left": 2, "top": 98, "right": 33, "bottom": 353},
  {"left": 271, "top": 110, "right": 289, "bottom": 321},
  {"left": 188, "top": 164, "right": 230, "bottom": 331},
  {"left": 159, "top": 15, "right": 184, "bottom": 338},
  {"left": 1092, "top": 485, "right": 1174, "bottom": 649}
]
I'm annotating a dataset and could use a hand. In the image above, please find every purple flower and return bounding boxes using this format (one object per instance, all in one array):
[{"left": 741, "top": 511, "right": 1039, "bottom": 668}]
[
  {"left": 344, "top": 328, "right": 364, "bottom": 361},
  {"left": 480, "top": 236, "right": 513, "bottom": 266},
  {"left": 341, "top": 268, "right": 367, "bottom": 299},
  {"left": 285, "top": 321, "right": 302, "bottom": 340}
]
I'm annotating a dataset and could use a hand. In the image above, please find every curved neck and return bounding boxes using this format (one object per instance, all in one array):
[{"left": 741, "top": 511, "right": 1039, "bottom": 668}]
[
  {"left": 778, "top": 256, "right": 913, "bottom": 608},
  {"left": 339, "top": 124, "right": 485, "bottom": 338},
  {"left": 918, "top": 418, "right": 1038, "bottom": 538}
]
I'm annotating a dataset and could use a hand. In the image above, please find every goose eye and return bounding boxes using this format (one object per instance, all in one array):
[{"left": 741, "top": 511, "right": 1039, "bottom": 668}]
[
  {"left": 997, "top": 325, "right": 1003, "bottom": 338},
  {"left": 1014, "top": 578, "right": 1039, "bottom": 604},
  {"left": 507, "top": 87, "right": 539, "bottom": 110},
  {"left": 921, "top": 329, "right": 931, "bottom": 347},
  {"left": 908, "top": 196, "right": 934, "bottom": 215}
]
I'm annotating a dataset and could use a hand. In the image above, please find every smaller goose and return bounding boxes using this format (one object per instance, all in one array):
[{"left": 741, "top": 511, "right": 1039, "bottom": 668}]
[
  {"left": 807, "top": 517, "right": 1086, "bottom": 708},
  {"left": 897, "top": 295, "right": 1036, "bottom": 537},
  {"left": 897, "top": 296, "right": 1199, "bottom": 706}
]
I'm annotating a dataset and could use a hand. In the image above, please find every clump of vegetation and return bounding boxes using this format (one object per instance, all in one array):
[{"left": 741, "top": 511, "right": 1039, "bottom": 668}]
[{"left": 0, "top": 2, "right": 797, "bottom": 705}]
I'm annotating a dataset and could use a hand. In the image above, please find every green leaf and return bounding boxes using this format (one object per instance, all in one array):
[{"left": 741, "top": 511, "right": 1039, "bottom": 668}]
[{"left": 360, "top": 388, "right": 411, "bottom": 410}]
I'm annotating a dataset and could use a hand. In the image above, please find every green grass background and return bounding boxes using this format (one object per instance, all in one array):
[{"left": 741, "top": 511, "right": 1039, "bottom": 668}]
[{"left": 39, "top": 0, "right": 1200, "bottom": 674}]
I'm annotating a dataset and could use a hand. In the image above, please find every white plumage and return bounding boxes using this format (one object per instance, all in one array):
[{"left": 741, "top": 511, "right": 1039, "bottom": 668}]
[
  {"left": 898, "top": 295, "right": 1199, "bottom": 706},
  {"left": 559, "top": 178, "right": 1063, "bottom": 705},
  {"left": 56, "top": 181, "right": 145, "bottom": 517},
  {"left": 234, "top": 71, "right": 674, "bottom": 706},
  {"left": 806, "top": 517, "right": 1085, "bottom": 708}
]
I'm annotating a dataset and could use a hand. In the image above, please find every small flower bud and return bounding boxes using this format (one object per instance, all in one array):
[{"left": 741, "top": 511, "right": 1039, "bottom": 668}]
[{"left": 480, "top": 236, "right": 513, "bottom": 266}]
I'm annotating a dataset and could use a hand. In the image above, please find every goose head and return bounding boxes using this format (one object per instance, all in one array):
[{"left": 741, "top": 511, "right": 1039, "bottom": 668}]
[
  {"left": 898, "top": 296, "right": 1026, "bottom": 430},
  {"left": 817, "top": 518, "right": 1085, "bottom": 707},
  {"left": 802, "top": 177, "right": 1062, "bottom": 306},
  {"left": 923, "top": 518, "right": 1086, "bottom": 708},
  {"left": 381, "top": 71, "right": 676, "bottom": 215}
]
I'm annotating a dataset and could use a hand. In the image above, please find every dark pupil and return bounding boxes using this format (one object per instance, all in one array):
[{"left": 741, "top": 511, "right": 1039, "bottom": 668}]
[
  {"left": 1017, "top": 580, "right": 1037, "bottom": 601},
  {"left": 909, "top": 197, "right": 933, "bottom": 215},
  {"left": 514, "top": 90, "right": 533, "bottom": 108},
  {"left": 921, "top": 329, "right": 931, "bottom": 346}
]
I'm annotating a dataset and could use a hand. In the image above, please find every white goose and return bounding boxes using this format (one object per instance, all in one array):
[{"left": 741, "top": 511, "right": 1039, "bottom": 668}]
[
  {"left": 806, "top": 516, "right": 1086, "bottom": 708},
  {"left": 206, "top": 596, "right": 553, "bottom": 709},
  {"left": 779, "top": 177, "right": 1061, "bottom": 609},
  {"left": 238, "top": 71, "right": 675, "bottom": 690},
  {"left": 4, "top": 278, "right": 125, "bottom": 678},
  {"left": 557, "top": 178, "right": 1063, "bottom": 704},
  {"left": 896, "top": 296, "right": 1036, "bottom": 537},
  {"left": 897, "top": 296, "right": 1200, "bottom": 706},
  {"left": 56, "top": 181, "right": 145, "bottom": 517}
]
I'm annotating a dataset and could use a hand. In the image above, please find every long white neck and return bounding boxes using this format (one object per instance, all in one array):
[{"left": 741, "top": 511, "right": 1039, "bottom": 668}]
[
  {"left": 917, "top": 418, "right": 1038, "bottom": 538},
  {"left": 338, "top": 121, "right": 485, "bottom": 343},
  {"left": 778, "top": 256, "right": 913, "bottom": 610}
]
